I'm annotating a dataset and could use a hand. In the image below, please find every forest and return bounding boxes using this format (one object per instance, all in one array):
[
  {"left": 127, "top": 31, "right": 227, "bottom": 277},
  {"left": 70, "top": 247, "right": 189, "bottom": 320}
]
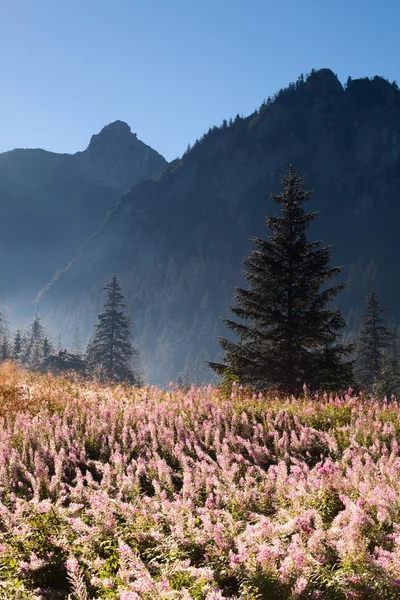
[{"left": 0, "top": 165, "right": 398, "bottom": 399}]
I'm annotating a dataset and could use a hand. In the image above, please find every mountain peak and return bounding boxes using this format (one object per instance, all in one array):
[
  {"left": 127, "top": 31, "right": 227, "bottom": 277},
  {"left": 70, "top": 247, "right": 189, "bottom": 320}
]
[
  {"left": 306, "top": 68, "right": 343, "bottom": 95},
  {"left": 88, "top": 120, "right": 137, "bottom": 147},
  {"left": 102, "top": 120, "right": 131, "bottom": 132},
  {"left": 80, "top": 121, "right": 167, "bottom": 192}
]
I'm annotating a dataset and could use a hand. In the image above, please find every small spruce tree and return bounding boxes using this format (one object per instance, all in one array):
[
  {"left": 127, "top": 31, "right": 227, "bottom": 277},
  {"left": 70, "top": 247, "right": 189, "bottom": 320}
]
[
  {"left": 373, "top": 325, "right": 400, "bottom": 399},
  {"left": 13, "top": 330, "right": 23, "bottom": 361},
  {"left": 1, "top": 336, "right": 10, "bottom": 361},
  {"left": 0, "top": 290, "right": 7, "bottom": 340},
  {"left": 56, "top": 331, "right": 63, "bottom": 352},
  {"left": 0, "top": 295, "right": 10, "bottom": 360},
  {"left": 42, "top": 337, "right": 53, "bottom": 360},
  {"left": 72, "top": 326, "right": 83, "bottom": 356},
  {"left": 356, "top": 289, "right": 390, "bottom": 391},
  {"left": 24, "top": 315, "right": 46, "bottom": 369},
  {"left": 87, "top": 275, "right": 141, "bottom": 383},
  {"left": 208, "top": 165, "right": 353, "bottom": 395}
]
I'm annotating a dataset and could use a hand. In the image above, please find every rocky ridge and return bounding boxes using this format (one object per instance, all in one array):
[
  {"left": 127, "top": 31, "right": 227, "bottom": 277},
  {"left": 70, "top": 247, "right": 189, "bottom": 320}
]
[
  {"left": 0, "top": 122, "right": 167, "bottom": 314},
  {"left": 40, "top": 70, "right": 400, "bottom": 383}
]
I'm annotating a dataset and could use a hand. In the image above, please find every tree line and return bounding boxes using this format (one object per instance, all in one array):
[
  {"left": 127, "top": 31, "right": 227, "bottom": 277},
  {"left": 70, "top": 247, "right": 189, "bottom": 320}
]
[
  {"left": 0, "top": 275, "right": 143, "bottom": 384},
  {"left": 0, "top": 165, "right": 397, "bottom": 396}
]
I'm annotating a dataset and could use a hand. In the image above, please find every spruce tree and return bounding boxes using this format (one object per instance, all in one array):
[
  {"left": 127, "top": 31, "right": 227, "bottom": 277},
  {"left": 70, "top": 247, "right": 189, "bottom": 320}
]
[
  {"left": 0, "top": 290, "right": 7, "bottom": 340},
  {"left": 88, "top": 275, "right": 141, "bottom": 383},
  {"left": 42, "top": 337, "right": 53, "bottom": 359},
  {"left": 13, "top": 330, "right": 23, "bottom": 361},
  {"left": 373, "top": 325, "right": 400, "bottom": 398},
  {"left": 56, "top": 331, "right": 63, "bottom": 353},
  {"left": 1, "top": 336, "right": 10, "bottom": 361},
  {"left": 24, "top": 315, "right": 46, "bottom": 369},
  {"left": 0, "top": 295, "right": 10, "bottom": 360},
  {"left": 356, "top": 289, "right": 390, "bottom": 390},
  {"left": 209, "top": 165, "right": 353, "bottom": 394},
  {"left": 85, "top": 333, "right": 97, "bottom": 373},
  {"left": 72, "top": 326, "right": 83, "bottom": 356}
]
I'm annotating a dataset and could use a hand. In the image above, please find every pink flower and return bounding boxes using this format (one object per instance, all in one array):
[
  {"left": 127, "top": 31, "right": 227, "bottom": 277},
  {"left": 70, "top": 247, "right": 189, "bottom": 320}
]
[
  {"left": 206, "top": 591, "right": 227, "bottom": 600},
  {"left": 65, "top": 556, "right": 79, "bottom": 572},
  {"left": 119, "top": 592, "right": 140, "bottom": 600},
  {"left": 131, "top": 577, "right": 154, "bottom": 593},
  {"left": 257, "top": 546, "right": 278, "bottom": 566},
  {"left": 294, "top": 576, "right": 308, "bottom": 595},
  {"left": 36, "top": 499, "right": 52, "bottom": 513},
  {"left": 160, "top": 579, "right": 171, "bottom": 590}
]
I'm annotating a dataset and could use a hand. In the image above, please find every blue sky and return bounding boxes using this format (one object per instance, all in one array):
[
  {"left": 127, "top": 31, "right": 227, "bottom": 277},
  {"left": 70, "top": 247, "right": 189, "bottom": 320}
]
[{"left": 0, "top": 0, "right": 399, "bottom": 161}]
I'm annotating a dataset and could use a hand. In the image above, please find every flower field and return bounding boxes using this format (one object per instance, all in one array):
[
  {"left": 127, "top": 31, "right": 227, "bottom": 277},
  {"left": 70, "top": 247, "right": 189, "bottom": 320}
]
[{"left": 1, "top": 365, "right": 400, "bottom": 598}]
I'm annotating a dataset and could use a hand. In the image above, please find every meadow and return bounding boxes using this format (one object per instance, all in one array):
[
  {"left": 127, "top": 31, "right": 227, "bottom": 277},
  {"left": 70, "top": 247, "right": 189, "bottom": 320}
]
[{"left": 0, "top": 364, "right": 400, "bottom": 599}]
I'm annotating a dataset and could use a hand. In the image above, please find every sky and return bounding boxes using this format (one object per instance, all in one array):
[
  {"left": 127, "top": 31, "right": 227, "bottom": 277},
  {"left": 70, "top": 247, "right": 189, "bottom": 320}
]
[{"left": 0, "top": 0, "right": 399, "bottom": 162}]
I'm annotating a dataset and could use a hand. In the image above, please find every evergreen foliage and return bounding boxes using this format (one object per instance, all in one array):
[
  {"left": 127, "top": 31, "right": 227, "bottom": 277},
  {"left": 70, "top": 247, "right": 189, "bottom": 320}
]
[
  {"left": 41, "top": 350, "right": 87, "bottom": 376},
  {"left": 0, "top": 291, "right": 7, "bottom": 337},
  {"left": 356, "top": 289, "right": 390, "bottom": 390},
  {"left": 13, "top": 330, "right": 23, "bottom": 361},
  {"left": 209, "top": 166, "right": 353, "bottom": 394},
  {"left": 56, "top": 331, "right": 63, "bottom": 352},
  {"left": 1, "top": 336, "right": 10, "bottom": 361},
  {"left": 372, "top": 325, "right": 400, "bottom": 398},
  {"left": 72, "top": 326, "right": 83, "bottom": 356},
  {"left": 42, "top": 336, "right": 53, "bottom": 359},
  {"left": 24, "top": 315, "right": 46, "bottom": 369},
  {"left": 0, "top": 295, "right": 10, "bottom": 362},
  {"left": 87, "top": 275, "right": 142, "bottom": 384}
]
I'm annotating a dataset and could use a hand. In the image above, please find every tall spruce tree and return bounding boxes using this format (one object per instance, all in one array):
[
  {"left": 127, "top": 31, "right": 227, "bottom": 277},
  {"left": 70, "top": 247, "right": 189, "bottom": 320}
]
[
  {"left": 209, "top": 165, "right": 353, "bottom": 394},
  {"left": 88, "top": 275, "right": 141, "bottom": 383},
  {"left": 356, "top": 289, "right": 390, "bottom": 390}
]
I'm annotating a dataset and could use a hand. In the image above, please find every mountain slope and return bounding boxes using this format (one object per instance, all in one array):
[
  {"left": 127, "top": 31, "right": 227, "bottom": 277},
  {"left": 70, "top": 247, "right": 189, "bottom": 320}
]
[
  {"left": 0, "top": 121, "right": 166, "bottom": 316},
  {"left": 41, "top": 69, "right": 400, "bottom": 384}
]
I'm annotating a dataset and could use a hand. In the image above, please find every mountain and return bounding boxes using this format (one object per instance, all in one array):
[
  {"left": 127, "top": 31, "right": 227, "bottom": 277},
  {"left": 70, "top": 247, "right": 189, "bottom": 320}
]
[
  {"left": 40, "top": 69, "right": 400, "bottom": 384},
  {"left": 0, "top": 121, "right": 166, "bottom": 317}
]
